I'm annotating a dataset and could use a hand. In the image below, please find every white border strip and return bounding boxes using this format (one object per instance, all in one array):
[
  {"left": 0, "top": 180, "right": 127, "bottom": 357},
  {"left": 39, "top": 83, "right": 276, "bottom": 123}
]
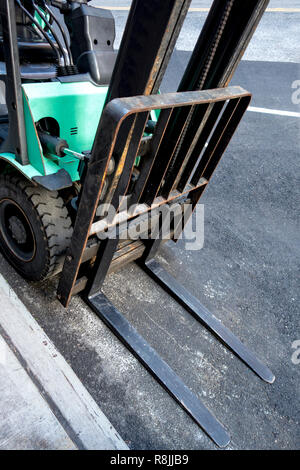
[{"left": 248, "top": 106, "right": 300, "bottom": 118}]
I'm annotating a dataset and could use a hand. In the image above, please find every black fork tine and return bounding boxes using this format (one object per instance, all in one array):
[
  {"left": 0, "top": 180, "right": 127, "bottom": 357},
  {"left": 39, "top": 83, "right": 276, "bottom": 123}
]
[{"left": 88, "top": 291, "right": 231, "bottom": 448}]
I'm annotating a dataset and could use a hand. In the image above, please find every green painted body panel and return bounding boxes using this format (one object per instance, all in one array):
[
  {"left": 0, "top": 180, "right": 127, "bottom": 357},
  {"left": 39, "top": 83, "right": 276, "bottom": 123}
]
[
  {"left": 22, "top": 89, "right": 48, "bottom": 175},
  {"left": 23, "top": 81, "right": 107, "bottom": 154},
  {"left": 34, "top": 8, "right": 48, "bottom": 29},
  {"left": 0, "top": 152, "right": 47, "bottom": 179},
  {"left": 0, "top": 81, "right": 108, "bottom": 183},
  {"left": 47, "top": 153, "right": 80, "bottom": 181},
  {"left": 0, "top": 80, "right": 159, "bottom": 185}
]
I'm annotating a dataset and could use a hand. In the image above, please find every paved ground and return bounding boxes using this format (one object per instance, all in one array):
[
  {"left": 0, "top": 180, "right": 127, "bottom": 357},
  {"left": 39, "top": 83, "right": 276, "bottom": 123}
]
[
  {"left": 0, "top": 275, "right": 127, "bottom": 450},
  {"left": 0, "top": 0, "right": 299, "bottom": 450}
]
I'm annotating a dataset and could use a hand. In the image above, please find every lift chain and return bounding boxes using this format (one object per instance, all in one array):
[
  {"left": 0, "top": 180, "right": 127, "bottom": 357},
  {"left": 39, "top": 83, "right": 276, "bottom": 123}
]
[{"left": 164, "top": 0, "right": 234, "bottom": 185}]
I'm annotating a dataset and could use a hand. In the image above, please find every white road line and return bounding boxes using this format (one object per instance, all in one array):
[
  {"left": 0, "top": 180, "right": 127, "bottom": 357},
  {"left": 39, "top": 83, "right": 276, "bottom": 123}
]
[
  {"left": 248, "top": 106, "right": 300, "bottom": 118},
  {"left": 190, "top": 8, "right": 300, "bottom": 12},
  {"left": 189, "top": 8, "right": 300, "bottom": 12},
  {"left": 98, "top": 7, "right": 300, "bottom": 13},
  {"left": 0, "top": 274, "right": 128, "bottom": 451},
  {"left": 67, "top": 5, "right": 300, "bottom": 120}
]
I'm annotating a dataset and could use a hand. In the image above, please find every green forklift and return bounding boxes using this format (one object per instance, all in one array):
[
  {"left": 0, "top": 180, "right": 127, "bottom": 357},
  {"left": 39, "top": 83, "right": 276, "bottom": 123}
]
[{"left": 0, "top": 0, "right": 274, "bottom": 447}]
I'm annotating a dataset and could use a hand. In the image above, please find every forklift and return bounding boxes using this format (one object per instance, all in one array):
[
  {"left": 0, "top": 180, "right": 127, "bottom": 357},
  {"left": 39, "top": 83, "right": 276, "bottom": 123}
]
[{"left": 0, "top": 0, "right": 274, "bottom": 447}]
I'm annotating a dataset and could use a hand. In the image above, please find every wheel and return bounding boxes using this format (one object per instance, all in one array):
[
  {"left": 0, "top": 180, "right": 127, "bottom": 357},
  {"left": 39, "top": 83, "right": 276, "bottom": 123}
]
[{"left": 0, "top": 173, "right": 73, "bottom": 281}]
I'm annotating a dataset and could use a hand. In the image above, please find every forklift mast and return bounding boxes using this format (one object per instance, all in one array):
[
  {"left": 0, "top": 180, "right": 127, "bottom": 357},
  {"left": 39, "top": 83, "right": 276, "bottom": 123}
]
[{"left": 0, "top": 0, "right": 274, "bottom": 448}]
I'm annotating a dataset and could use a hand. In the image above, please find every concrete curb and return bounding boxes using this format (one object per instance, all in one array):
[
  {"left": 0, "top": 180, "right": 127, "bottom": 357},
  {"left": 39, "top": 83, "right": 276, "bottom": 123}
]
[{"left": 0, "top": 274, "right": 128, "bottom": 450}]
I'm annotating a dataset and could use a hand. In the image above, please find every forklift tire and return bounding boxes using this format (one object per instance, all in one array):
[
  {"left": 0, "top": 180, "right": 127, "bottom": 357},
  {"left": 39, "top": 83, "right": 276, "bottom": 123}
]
[{"left": 0, "top": 173, "right": 73, "bottom": 281}]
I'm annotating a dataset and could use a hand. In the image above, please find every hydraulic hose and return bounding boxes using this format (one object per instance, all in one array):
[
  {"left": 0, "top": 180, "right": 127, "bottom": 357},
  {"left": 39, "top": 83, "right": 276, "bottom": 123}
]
[
  {"left": 16, "top": 0, "right": 61, "bottom": 64},
  {"left": 41, "top": 0, "right": 74, "bottom": 65}
]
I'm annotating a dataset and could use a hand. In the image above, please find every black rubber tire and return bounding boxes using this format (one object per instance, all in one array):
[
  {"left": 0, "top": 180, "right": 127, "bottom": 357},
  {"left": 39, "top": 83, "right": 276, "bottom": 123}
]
[{"left": 0, "top": 173, "right": 73, "bottom": 281}]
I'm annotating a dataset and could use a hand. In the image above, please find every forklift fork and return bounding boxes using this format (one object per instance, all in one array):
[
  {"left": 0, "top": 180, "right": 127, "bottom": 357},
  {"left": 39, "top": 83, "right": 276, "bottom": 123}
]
[{"left": 57, "top": 88, "right": 275, "bottom": 447}]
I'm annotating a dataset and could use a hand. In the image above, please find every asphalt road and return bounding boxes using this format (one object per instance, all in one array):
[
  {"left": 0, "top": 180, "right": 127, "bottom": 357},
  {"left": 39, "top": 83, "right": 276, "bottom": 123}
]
[{"left": 1, "top": 1, "right": 299, "bottom": 450}]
